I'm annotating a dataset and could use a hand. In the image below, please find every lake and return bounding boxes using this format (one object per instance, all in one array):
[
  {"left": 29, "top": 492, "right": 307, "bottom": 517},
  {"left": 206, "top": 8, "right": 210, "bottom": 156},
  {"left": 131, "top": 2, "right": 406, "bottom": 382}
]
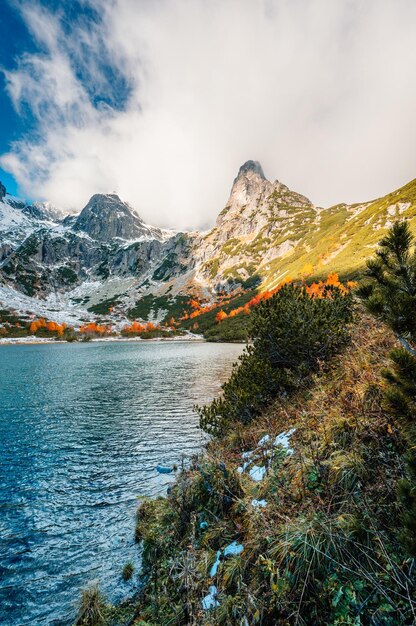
[{"left": 0, "top": 340, "right": 243, "bottom": 625}]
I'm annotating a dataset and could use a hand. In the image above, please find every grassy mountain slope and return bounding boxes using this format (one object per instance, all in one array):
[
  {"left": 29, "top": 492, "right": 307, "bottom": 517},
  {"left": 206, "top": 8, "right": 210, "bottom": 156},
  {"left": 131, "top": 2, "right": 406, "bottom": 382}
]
[{"left": 260, "top": 178, "right": 416, "bottom": 289}]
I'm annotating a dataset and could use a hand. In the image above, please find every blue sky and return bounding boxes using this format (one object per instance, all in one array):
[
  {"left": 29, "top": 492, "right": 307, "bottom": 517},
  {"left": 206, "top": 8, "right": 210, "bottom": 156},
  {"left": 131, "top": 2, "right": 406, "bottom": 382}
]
[
  {"left": 1, "top": 1, "right": 416, "bottom": 229},
  {"left": 0, "top": 2, "right": 32, "bottom": 195},
  {"left": 0, "top": 0, "right": 130, "bottom": 199}
]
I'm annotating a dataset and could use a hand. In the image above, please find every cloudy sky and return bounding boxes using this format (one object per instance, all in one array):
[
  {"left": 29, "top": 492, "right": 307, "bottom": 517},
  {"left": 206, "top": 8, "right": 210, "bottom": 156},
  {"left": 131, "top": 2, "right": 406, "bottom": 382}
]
[{"left": 1, "top": 0, "right": 416, "bottom": 229}]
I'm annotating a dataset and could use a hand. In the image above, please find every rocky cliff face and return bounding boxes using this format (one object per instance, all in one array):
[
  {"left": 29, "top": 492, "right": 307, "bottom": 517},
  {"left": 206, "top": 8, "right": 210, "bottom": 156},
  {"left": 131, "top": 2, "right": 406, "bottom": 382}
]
[
  {"left": 0, "top": 191, "right": 183, "bottom": 297},
  {"left": 193, "top": 160, "right": 317, "bottom": 289},
  {"left": 73, "top": 194, "right": 164, "bottom": 242}
]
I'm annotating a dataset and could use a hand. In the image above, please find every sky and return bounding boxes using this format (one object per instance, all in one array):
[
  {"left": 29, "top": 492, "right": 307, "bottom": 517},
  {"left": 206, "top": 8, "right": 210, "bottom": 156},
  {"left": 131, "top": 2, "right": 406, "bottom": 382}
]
[{"left": 1, "top": 0, "right": 416, "bottom": 229}]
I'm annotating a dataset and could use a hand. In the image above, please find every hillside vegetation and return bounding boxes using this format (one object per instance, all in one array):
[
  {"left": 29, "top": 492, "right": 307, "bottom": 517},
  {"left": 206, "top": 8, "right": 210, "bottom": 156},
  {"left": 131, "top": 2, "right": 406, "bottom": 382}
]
[
  {"left": 74, "top": 223, "right": 416, "bottom": 626},
  {"left": 127, "top": 313, "right": 414, "bottom": 625}
]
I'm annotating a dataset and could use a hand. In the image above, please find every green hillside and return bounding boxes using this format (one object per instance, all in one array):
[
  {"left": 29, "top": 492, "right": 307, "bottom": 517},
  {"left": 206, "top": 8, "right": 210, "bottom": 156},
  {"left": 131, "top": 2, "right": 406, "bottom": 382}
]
[{"left": 260, "top": 178, "right": 416, "bottom": 289}]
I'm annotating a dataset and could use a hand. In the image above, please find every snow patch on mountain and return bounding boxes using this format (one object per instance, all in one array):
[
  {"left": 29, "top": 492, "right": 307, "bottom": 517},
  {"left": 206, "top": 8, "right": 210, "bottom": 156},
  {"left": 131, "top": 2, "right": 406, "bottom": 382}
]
[{"left": 0, "top": 283, "right": 92, "bottom": 326}]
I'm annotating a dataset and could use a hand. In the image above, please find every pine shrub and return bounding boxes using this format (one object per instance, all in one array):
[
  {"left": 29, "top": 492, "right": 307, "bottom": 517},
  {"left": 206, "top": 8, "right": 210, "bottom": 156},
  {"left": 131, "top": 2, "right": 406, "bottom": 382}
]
[
  {"left": 357, "top": 220, "right": 416, "bottom": 350},
  {"left": 199, "top": 283, "right": 353, "bottom": 436},
  {"left": 358, "top": 221, "right": 416, "bottom": 558}
]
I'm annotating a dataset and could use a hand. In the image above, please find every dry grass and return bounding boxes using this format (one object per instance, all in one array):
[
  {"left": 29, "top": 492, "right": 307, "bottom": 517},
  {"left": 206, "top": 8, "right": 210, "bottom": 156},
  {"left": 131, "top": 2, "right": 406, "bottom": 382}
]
[
  {"left": 75, "top": 583, "right": 107, "bottom": 626},
  {"left": 132, "top": 310, "right": 416, "bottom": 625}
]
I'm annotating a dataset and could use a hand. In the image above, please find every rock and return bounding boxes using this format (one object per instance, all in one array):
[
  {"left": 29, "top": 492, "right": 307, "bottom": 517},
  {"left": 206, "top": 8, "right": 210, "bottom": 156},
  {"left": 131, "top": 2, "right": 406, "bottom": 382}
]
[
  {"left": 193, "top": 160, "right": 315, "bottom": 288},
  {"left": 236, "top": 159, "right": 266, "bottom": 180},
  {"left": 0, "top": 181, "right": 6, "bottom": 201},
  {"left": 0, "top": 162, "right": 315, "bottom": 300},
  {"left": 156, "top": 465, "right": 173, "bottom": 474},
  {"left": 73, "top": 193, "right": 163, "bottom": 243}
]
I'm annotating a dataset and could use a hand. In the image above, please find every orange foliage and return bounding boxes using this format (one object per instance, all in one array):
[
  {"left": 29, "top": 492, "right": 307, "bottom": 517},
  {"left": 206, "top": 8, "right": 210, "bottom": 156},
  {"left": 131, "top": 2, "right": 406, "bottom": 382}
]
[
  {"left": 122, "top": 320, "right": 160, "bottom": 334},
  {"left": 180, "top": 300, "right": 219, "bottom": 321},
  {"left": 30, "top": 317, "right": 67, "bottom": 336},
  {"left": 178, "top": 274, "right": 353, "bottom": 328},
  {"left": 215, "top": 310, "right": 228, "bottom": 322},
  {"left": 30, "top": 320, "right": 40, "bottom": 333},
  {"left": 304, "top": 273, "right": 350, "bottom": 298},
  {"left": 221, "top": 274, "right": 353, "bottom": 323},
  {"left": 79, "top": 322, "right": 110, "bottom": 335},
  {"left": 228, "top": 306, "right": 245, "bottom": 317}
]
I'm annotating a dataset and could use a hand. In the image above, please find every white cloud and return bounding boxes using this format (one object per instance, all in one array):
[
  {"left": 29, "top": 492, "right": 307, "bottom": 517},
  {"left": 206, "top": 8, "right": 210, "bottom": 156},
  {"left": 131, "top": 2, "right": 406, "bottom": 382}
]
[{"left": 1, "top": 0, "right": 416, "bottom": 229}]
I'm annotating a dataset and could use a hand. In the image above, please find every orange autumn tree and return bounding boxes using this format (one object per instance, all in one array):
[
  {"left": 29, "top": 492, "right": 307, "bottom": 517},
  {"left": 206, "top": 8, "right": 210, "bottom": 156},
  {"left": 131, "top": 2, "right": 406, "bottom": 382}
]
[
  {"left": 305, "top": 273, "right": 357, "bottom": 298},
  {"left": 122, "top": 320, "right": 160, "bottom": 334},
  {"left": 215, "top": 310, "right": 228, "bottom": 322},
  {"left": 79, "top": 322, "right": 110, "bottom": 335},
  {"left": 30, "top": 318, "right": 67, "bottom": 335},
  {"left": 180, "top": 298, "right": 223, "bottom": 322}
]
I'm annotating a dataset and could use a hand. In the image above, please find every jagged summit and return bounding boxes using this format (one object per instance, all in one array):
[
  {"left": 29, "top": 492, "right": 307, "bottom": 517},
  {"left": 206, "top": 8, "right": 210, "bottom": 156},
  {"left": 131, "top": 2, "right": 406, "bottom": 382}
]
[
  {"left": 73, "top": 193, "right": 155, "bottom": 242},
  {"left": 0, "top": 181, "right": 6, "bottom": 201},
  {"left": 217, "top": 160, "right": 275, "bottom": 228},
  {"left": 236, "top": 160, "right": 266, "bottom": 180}
]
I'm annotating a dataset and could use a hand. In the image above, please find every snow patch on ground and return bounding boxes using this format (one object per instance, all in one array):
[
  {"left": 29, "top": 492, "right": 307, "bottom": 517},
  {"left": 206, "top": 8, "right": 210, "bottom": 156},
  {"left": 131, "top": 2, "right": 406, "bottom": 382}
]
[{"left": 0, "top": 283, "right": 92, "bottom": 326}]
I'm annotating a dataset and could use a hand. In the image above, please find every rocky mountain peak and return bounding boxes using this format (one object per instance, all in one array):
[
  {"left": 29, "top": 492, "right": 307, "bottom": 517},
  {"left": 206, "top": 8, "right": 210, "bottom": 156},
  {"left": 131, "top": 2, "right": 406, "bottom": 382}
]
[
  {"left": 236, "top": 160, "right": 266, "bottom": 180},
  {"left": 0, "top": 181, "right": 6, "bottom": 202},
  {"left": 73, "top": 193, "right": 155, "bottom": 242},
  {"left": 215, "top": 160, "right": 273, "bottom": 229},
  {"left": 78, "top": 193, "right": 139, "bottom": 218}
]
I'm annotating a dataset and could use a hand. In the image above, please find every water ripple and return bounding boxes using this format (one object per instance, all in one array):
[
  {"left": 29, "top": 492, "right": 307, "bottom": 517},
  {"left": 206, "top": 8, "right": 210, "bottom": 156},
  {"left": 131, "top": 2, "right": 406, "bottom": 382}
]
[{"left": 0, "top": 341, "right": 242, "bottom": 625}]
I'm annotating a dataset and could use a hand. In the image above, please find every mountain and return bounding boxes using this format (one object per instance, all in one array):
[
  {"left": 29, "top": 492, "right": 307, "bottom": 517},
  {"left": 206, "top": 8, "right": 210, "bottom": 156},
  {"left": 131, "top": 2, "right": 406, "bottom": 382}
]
[
  {"left": 1, "top": 164, "right": 416, "bottom": 324},
  {"left": 73, "top": 193, "right": 165, "bottom": 242},
  {"left": 193, "top": 160, "right": 317, "bottom": 288}
]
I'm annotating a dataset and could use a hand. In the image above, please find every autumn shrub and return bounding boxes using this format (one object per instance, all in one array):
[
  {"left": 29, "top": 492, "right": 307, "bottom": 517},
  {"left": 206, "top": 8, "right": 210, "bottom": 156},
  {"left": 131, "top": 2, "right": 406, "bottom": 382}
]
[{"left": 198, "top": 283, "right": 353, "bottom": 436}]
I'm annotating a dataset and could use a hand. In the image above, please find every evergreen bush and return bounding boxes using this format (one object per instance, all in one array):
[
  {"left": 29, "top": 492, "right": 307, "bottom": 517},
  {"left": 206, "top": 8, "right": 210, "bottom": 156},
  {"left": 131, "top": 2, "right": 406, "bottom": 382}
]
[
  {"left": 199, "top": 283, "right": 353, "bottom": 436},
  {"left": 358, "top": 221, "right": 416, "bottom": 557}
]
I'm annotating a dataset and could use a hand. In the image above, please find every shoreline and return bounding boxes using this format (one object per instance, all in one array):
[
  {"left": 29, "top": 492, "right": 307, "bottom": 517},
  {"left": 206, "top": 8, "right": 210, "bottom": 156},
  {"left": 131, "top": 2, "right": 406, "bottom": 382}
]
[{"left": 0, "top": 334, "right": 206, "bottom": 346}]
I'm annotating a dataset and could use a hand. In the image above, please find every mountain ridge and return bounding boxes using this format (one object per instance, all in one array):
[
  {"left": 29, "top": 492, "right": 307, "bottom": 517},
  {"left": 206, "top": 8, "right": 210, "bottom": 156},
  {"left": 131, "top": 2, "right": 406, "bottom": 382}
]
[{"left": 1, "top": 163, "right": 416, "bottom": 325}]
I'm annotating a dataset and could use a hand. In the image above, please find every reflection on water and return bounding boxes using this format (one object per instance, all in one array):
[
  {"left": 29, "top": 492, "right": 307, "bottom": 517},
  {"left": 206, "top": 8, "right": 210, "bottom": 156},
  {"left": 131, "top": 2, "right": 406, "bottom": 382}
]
[{"left": 0, "top": 340, "right": 243, "bottom": 625}]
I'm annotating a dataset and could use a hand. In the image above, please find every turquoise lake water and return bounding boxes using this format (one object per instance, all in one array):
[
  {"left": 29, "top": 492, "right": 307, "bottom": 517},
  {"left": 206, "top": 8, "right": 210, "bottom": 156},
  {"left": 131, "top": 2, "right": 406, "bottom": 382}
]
[{"left": 0, "top": 340, "right": 243, "bottom": 625}]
